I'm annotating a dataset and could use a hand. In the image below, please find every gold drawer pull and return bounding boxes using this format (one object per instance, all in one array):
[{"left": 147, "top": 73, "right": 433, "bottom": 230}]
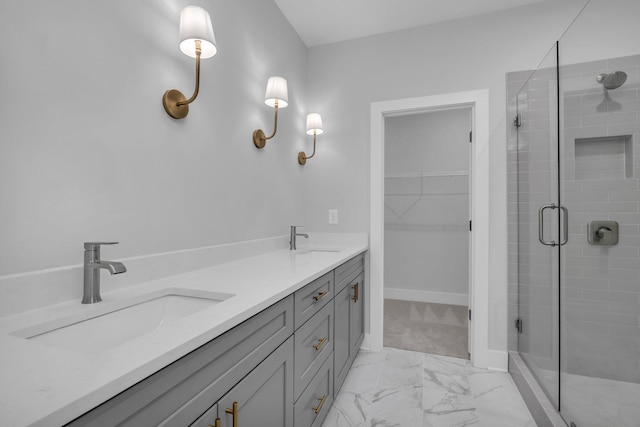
[
  {"left": 225, "top": 402, "right": 238, "bottom": 427},
  {"left": 313, "top": 291, "right": 328, "bottom": 301},
  {"left": 208, "top": 418, "right": 221, "bottom": 427},
  {"left": 313, "top": 336, "right": 328, "bottom": 351},
  {"left": 351, "top": 283, "right": 359, "bottom": 303},
  {"left": 312, "top": 395, "right": 327, "bottom": 414}
]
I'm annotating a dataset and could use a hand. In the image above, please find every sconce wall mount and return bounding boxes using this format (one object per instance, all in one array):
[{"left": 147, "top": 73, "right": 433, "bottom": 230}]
[{"left": 163, "top": 5, "right": 217, "bottom": 119}]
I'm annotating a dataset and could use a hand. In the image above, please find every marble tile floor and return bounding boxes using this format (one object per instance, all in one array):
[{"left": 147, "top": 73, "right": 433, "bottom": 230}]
[
  {"left": 536, "top": 368, "right": 640, "bottom": 427},
  {"left": 322, "top": 347, "right": 536, "bottom": 427}
]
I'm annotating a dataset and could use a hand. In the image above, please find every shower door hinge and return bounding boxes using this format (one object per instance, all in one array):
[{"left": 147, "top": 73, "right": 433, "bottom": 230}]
[
  {"left": 515, "top": 318, "right": 523, "bottom": 333},
  {"left": 469, "top": 130, "right": 472, "bottom": 143},
  {"left": 468, "top": 309, "right": 471, "bottom": 321},
  {"left": 469, "top": 220, "right": 472, "bottom": 231},
  {"left": 514, "top": 114, "right": 522, "bottom": 128}
]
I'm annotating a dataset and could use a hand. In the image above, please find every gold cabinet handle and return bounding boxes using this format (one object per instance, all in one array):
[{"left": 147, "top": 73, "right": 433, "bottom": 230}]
[
  {"left": 312, "top": 395, "right": 327, "bottom": 414},
  {"left": 225, "top": 402, "right": 238, "bottom": 427},
  {"left": 313, "top": 336, "right": 327, "bottom": 351},
  {"left": 351, "top": 283, "right": 359, "bottom": 303},
  {"left": 208, "top": 418, "right": 221, "bottom": 427},
  {"left": 313, "top": 291, "right": 328, "bottom": 301}
]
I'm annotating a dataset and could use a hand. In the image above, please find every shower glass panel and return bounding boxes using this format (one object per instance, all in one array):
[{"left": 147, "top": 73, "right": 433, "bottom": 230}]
[
  {"left": 557, "top": 1, "right": 640, "bottom": 425},
  {"left": 515, "top": 44, "right": 561, "bottom": 408}
]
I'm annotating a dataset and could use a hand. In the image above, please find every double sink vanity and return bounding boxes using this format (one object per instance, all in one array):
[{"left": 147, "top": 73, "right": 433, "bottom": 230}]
[{"left": 0, "top": 236, "right": 367, "bottom": 426}]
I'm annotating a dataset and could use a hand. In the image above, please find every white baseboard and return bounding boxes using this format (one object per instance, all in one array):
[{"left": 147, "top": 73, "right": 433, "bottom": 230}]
[
  {"left": 477, "top": 349, "right": 508, "bottom": 372},
  {"left": 384, "top": 287, "right": 468, "bottom": 306}
]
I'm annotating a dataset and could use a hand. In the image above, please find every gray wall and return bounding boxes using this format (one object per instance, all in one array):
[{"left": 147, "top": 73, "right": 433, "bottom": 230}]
[
  {"left": 305, "top": 1, "right": 588, "bottom": 352},
  {"left": 0, "top": 0, "right": 308, "bottom": 275}
]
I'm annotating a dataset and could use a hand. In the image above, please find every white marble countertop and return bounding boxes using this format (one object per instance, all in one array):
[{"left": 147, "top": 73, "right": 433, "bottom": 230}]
[{"left": 0, "top": 236, "right": 367, "bottom": 426}]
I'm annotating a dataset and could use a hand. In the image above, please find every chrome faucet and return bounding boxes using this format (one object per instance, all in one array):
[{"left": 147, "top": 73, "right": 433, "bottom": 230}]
[
  {"left": 290, "top": 226, "right": 309, "bottom": 250},
  {"left": 83, "top": 242, "right": 127, "bottom": 304}
]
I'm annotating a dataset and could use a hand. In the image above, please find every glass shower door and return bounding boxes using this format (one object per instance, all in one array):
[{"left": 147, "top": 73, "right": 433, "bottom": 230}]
[
  {"left": 558, "top": 51, "right": 640, "bottom": 427},
  {"left": 516, "top": 43, "right": 561, "bottom": 409}
]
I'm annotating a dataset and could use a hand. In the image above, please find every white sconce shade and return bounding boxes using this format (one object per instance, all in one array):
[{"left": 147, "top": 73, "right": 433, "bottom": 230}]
[
  {"left": 306, "top": 113, "right": 323, "bottom": 135},
  {"left": 264, "top": 76, "right": 288, "bottom": 108},
  {"left": 179, "top": 5, "right": 217, "bottom": 59}
]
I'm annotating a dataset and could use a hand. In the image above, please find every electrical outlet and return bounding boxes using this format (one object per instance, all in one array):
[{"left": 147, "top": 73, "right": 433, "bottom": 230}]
[{"left": 329, "top": 209, "right": 338, "bottom": 224}]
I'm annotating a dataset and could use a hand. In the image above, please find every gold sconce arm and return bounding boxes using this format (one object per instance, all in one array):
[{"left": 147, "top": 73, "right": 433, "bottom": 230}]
[
  {"left": 163, "top": 40, "right": 202, "bottom": 119},
  {"left": 253, "top": 101, "right": 279, "bottom": 148},
  {"left": 298, "top": 132, "right": 317, "bottom": 165}
]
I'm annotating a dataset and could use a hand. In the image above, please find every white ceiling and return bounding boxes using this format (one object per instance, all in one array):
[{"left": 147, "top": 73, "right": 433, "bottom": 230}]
[{"left": 274, "top": 0, "right": 546, "bottom": 47}]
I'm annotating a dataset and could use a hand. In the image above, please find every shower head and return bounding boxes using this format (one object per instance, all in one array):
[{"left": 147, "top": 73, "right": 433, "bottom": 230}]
[{"left": 597, "top": 71, "right": 627, "bottom": 90}]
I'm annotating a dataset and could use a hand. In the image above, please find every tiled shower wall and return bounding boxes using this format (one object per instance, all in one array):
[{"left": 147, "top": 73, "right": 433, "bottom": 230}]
[
  {"left": 507, "top": 54, "right": 640, "bottom": 382},
  {"left": 559, "top": 55, "right": 640, "bottom": 382}
]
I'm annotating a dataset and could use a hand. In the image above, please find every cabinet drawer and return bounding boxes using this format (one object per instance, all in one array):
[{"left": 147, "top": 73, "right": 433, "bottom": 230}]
[
  {"left": 294, "top": 301, "right": 333, "bottom": 400},
  {"left": 67, "top": 295, "right": 294, "bottom": 427},
  {"left": 294, "top": 271, "right": 334, "bottom": 329},
  {"left": 334, "top": 253, "right": 364, "bottom": 293},
  {"left": 294, "top": 352, "right": 334, "bottom": 427}
]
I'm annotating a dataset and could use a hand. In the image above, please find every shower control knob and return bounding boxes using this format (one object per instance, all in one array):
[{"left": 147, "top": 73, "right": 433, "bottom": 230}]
[{"left": 595, "top": 226, "right": 611, "bottom": 239}]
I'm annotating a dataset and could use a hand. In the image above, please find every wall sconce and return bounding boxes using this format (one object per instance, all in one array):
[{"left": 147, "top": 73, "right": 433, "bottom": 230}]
[
  {"left": 253, "top": 76, "right": 288, "bottom": 148},
  {"left": 162, "top": 5, "right": 217, "bottom": 119},
  {"left": 298, "top": 113, "right": 323, "bottom": 165}
]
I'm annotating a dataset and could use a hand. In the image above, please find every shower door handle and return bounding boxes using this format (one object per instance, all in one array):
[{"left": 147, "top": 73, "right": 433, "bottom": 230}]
[
  {"left": 538, "top": 203, "right": 558, "bottom": 247},
  {"left": 560, "top": 206, "right": 568, "bottom": 246}
]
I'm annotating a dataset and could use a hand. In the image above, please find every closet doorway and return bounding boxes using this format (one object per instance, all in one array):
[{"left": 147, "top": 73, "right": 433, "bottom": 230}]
[{"left": 383, "top": 107, "right": 472, "bottom": 359}]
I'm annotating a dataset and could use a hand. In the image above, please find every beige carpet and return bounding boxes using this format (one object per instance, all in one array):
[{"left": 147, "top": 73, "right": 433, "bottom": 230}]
[{"left": 384, "top": 299, "right": 469, "bottom": 359}]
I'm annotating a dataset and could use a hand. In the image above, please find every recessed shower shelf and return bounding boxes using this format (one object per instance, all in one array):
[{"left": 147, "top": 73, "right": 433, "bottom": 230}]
[{"left": 574, "top": 134, "right": 633, "bottom": 180}]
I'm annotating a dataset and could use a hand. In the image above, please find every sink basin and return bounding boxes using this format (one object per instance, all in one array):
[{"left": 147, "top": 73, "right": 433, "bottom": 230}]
[
  {"left": 12, "top": 288, "right": 234, "bottom": 353},
  {"left": 296, "top": 247, "right": 342, "bottom": 255}
]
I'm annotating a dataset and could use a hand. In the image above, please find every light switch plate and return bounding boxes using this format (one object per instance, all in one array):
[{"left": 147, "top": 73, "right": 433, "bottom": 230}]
[{"left": 329, "top": 209, "right": 338, "bottom": 224}]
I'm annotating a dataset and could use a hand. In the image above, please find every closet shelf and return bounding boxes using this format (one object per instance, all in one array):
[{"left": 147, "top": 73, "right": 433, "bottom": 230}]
[
  {"left": 384, "top": 170, "right": 469, "bottom": 196},
  {"left": 384, "top": 170, "right": 469, "bottom": 224},
  {"left": 384, "top": 170, "right": 468, "bottom": 179}
]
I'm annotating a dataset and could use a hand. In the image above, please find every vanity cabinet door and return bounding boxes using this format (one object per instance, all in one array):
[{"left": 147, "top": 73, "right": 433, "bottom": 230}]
[
  {"left": 333, "top": 271, "right": 365, "bottom": 395},
  {"left": 219, "top": 337, "right": 294, "bottom": 427},
  {"left": 349, "top": 273, "right": 365, "bottom": 363},
  {"left": 333, "top": 283, "right": 352, "bottom": 394}
]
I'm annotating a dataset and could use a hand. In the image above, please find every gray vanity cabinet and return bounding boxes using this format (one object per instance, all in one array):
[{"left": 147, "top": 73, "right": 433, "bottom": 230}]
[
  {"left": 66, "top": 252, "right": 366, "bottom": 427},
  {"left": 333, "top": 254, "right": 365, "bottom": 395}
]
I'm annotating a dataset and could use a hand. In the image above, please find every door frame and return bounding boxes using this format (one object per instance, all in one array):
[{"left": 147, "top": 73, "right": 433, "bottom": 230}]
[{"left": 365, "top": 89, "right": 498, "bottom": 369}]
